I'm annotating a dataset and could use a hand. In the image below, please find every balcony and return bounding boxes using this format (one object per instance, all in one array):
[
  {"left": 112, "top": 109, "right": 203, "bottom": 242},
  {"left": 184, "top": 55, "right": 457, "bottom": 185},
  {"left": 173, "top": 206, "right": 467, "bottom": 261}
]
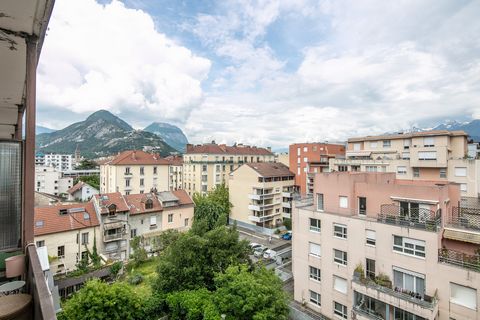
[
  {"left": 438, "top": 248, "right": 480, "bottom": 272},
  {"left": 282, "top": 191, "right": 292, "bottom": 198},
  {"left": 104, "top": 232, "right": 127, "bottom": 242},
  {"left": 282, "top": 202, "right": 291, "bottom": 209},
  {"left": 352, "top": 278, "right": 438, "bottom": 320},
  {"left": 377, "top": 204, "right": 440, "bottom": 231},
  {"left": 282, "top": 212, "right": 291, "bottom": 219},
  {"left": 248, "top": 213, "right": 276, "bottom": 223},
  {"left": 294, "top": 196, "right": 314, "bottom": 209},
  {"left": 248, "top": 193, "right": 275, "bottom": 200}
]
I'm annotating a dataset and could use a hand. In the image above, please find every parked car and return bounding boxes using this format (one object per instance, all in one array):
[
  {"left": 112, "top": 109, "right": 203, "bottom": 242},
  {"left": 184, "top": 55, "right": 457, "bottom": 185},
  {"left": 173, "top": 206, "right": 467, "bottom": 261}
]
[
  {"left": 253, "top": 245, "right": 268, "bottom": 258},
  {"left": 263, "top": 249, "right": 277, "bottom": 260},
  {"left": 282, "top": 231, "right": 292, "bottom": 240},
  {"left": 249, "top": 242, "right": 262, "bottom": 250}
]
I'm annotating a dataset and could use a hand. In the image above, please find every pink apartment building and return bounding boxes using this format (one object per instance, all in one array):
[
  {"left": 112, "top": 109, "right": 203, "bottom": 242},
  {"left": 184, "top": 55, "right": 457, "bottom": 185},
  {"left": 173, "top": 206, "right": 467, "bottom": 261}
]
[{"left": 292, "top": 172, "right": 479, "bottom": 320}]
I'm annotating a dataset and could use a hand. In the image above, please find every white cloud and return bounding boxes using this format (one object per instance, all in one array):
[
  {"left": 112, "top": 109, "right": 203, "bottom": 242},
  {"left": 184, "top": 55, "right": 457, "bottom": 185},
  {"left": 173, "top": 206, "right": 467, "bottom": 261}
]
[{"left": 38, "top": 0, "right": 211, "bottom": 124}]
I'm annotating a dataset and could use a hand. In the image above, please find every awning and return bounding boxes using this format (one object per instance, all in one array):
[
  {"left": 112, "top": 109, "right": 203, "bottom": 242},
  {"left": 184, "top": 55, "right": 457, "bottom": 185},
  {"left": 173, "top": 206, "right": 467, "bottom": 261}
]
[
  {"left": 443, "top": 228, "right": 480, "bottom": 245},
  {"left": 103, "top": 222, "right": 125, "bottom": 230},
  {"left": 390, "top": 196, "right": 438, "bottom": 205}
]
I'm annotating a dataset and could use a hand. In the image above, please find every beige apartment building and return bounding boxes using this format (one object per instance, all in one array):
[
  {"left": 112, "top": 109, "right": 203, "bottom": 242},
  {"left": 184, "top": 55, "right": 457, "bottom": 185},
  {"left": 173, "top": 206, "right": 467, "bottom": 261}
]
[
  {"left": 34, "top": 203, "right": 101, "bottom": 275},
  {"left": 293, "top": 172, "right": 479, "bottom": 320},
  {"left": 183, "top": 142, "right": 274, "bottom": 195},
  {"left": 229, "top": 163, "right": 295, "bottom": 230},
  {"left": 100, "top": 150, "right": 170, "bottom": 195},
  {"left": 330, "top": 130, "right": 480, "bottom": 197},
  {"left": 165, "top": 155, "right": 183, "bottom": 191}
]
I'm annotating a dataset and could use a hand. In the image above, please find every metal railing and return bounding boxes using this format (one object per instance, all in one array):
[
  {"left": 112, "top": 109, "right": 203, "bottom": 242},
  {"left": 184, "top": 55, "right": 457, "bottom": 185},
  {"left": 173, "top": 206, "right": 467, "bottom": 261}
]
[
  {"left": 438, "top": 248, "right": 480, "bottom": 272},
  {"left": 377, "top": 204, "right": 440, "bottom": 231},
  {"left": 352, "top": 305, "right": 384, "bottom": 320},
  {"left": 294, "top": 196, "right": 314, "bottom": 208},
  {"left": 104, "top": 232, "right": 127, "bottom": 242},
  {"left": 447, "top": 206, "right": 480, "bottom": 231}
]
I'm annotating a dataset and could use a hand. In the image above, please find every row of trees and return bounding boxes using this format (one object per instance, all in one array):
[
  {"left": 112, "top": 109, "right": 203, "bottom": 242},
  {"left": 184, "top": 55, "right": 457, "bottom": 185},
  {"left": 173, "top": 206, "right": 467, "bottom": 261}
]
[{"left": 59, "top": 185, "right": 289, "bottom": 320}]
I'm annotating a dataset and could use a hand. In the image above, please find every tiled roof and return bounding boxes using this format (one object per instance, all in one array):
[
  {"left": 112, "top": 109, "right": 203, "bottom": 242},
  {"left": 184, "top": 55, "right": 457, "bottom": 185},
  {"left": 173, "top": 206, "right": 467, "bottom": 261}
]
[
  {"left": 185, "top": 143, "right": 273, "bottom": 155},
  {"left": 93, "top": 192, "right": 130, "bottom": 214},
  {"left": 245, "top": 162, "right": 294, "bottom": 178},
  {"left": 105, "top": 150, "right": 170, "bottom": 165},
  {"left": 125, "top": 193, "right": 162, "bottom": 215},
  {"left": 165, "top": 155, "right": 183, "bottom": 166},
  {"left": 67, "top": 181, "right": 86, "bottom": 195},
  {"left": 34, "top": 202, "right": 99, "bottom": 236},
  {"left": 348, "top": 130, "right": 468, "bottom": 142},
  {"left": 171, "top": 189, "right": 194, "bottom": 205}
]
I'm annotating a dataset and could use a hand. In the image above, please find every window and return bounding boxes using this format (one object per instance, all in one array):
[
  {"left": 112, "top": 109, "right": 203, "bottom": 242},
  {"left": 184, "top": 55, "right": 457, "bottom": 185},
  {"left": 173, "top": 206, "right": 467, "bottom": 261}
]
[
  {"left": 131, "top": 229, "right": 137, "bottom": 238},
  {"left": 310, "top": 218, "right": 321, "bottom": 232},
  {"left": 383, "top": 140, "right": 391, "bottom": 148},
  {"left": 140, "top": 178, "right": 144, "bottom": 187},
  {"left": 450, "top": 283, "right": 477, "bottom": 310},
  {"left": 366, "top": 230, "right": 376, "bottom": 246},
  {"left": 403, "top": 139, "right": 411, "bottom": 149},
  {"left": 455, "top": 167, "right": 467, "bottom": 177},
  {"left": 460, "top": 183, "right": 467, "bottom": 192},
  {"left": 125, "top": 179, "right": 130, "bottom": 187},
  {"left": 366, "top": 258, "right": 376, "bottom": 280},
  {"left": 334, "top": 224, "right": 347, "bottom": 239},
  {"left": 366, "top": 166, "right": 377, "bottom": 172},
  {"left": 140, "top": 167, "right": 144, "bottom": 175},
  {"left": 413, "top": 167, "right": 420, "bottom": 178},
  {"left": 303, "top": 147, "right": 308, "bottom": 152},
  {"left": 153, "top": 167, "right": 157, "bottom": 174},
  {"left": 309, "top": 290, "right": 321, "bottom": 306},
  {"left": 168, "top": 213, "right": 173, "bottom": 223},
  {"left": 316, "top": 193, "right": 324, "bottom": 211},
  {"left": 150, "top": 215, "right": 157, "bottom": 226},
  {"left": 297, "top": 157, "right": 300, "bottom": 164},
  {"left": 334, "top": 302, "right": 347, "bottom": 319},
  {"left": 423, "top": 137, "right": 435, "bottom": 147},
  {"left": 297, "top": 147, "right": 300, "bottom": 156},
  {"left": 338, "top": 165, "right": 348, "bottom": 172},
  {"left": 393, "top": 236, "right": 425, "bottom": 258},
  {"left": 397, "top": 166, "right": 407, "bottom": 175},
  {"left": 334, "top": 249, "right": 347, "bottom": 265},
  {"left": 145, "top": 199, "right": 153, "bottom": 209},
  {"left": 81, "top": 232, "right": 89, "bottom": 245},
  {"left": 58, "top": 246, "right": 65, "bottom": 258},
  {"left": 36, "top": 240, "right": 45, "bottom": 247},
  {"left": 334, "top": 276, "right": 347, "bottom": 294},
  {"left": 339, "top": 196, "right": 348, "bottom": 208},
  {"left": 81, "top": 251, "right": 88, "bottom": 261},
  {"left": 125, "top": 167, "right": 130, "bottom": 174},
  {"left": 393, "top": 267, "right": 425, "bottom": 297},
  {"left": 184, "top": 218, "right": 189, "bottom": 227},
  {"left": 309, "top": 266, "right": 321, "bottom": 282},
  {"left": 440, "top": 168, "right": 447, "bottom": 178},
  {"left": 418, "top": 151, "right": 436, "bottom": 160},
  {"left": 353, "top": 143, "right": 361, "bottom": 151},
  {"left": 370, "top": 141, "right": 377, "bottom": 148},
  {"left": 402, "top": 152, "right": 410, "bottom": 160},
  {"left": 309, "top": 242, "right": 321, "bottom": 257},
  {"left": 303, "top": 157, "right": 308, "bottom": 162}
]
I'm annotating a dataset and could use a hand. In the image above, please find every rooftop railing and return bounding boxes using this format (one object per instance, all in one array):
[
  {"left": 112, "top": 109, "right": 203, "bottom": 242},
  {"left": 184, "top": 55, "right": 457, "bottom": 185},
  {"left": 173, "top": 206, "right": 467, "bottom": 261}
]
[
  {"left": 447, "top": 206, "right": 480, "bottom": 232},
  {"left": 438, "top": 248, "right": 480, "bottom": 272},
  {"left": 377, "top": 204, "right": 440, "bottom": 232}
]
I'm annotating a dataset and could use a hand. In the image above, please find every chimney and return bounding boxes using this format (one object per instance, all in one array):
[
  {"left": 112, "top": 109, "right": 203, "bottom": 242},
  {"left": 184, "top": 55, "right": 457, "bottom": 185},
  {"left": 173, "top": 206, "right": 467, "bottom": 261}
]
[
  {"left": 219, "top": 144, "right": 226, "bottom": 151},
  {"left": 153, "top": 153, "right": 157, "bottom": 160},
  {"left": 211, "top": 140, "right": 216, "bottom": 144},
  {"left": 132, "top": 151, "right": 136, "bottom": 160}
]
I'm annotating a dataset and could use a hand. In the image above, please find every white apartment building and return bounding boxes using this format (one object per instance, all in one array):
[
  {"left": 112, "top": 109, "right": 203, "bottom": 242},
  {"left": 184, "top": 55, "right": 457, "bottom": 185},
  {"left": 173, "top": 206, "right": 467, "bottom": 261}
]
[
  {"left": 330, "top": 130, "right": 480, "bottom": 197},
  {"left": 35, "top": 166, "right": 73, "bottom": 196},
  {"left": 35, "top": 152, "right": 74, "bottom": 172},
  {"left": 293, "top": 172, "right": 479, "bottom": 320}
]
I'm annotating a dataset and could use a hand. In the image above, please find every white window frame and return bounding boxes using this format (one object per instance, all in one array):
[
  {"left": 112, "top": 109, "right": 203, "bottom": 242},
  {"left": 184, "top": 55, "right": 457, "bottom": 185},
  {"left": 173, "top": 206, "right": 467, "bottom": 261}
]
[
  {"left": 455, "top": 167, "right": 467, "bottom": 177},
  {"left": 333, "top": 276, "right": 347, "bottom": 294},
  {"left": 168, "top": 213, "right": 173, "bottom": 223},
  {"left": 309, "top": 266, "right": 321, "bottom": 282},
  {"left": 333, "top": 249, "right": 347, "bottom": 266},
  {"left": 310, "top": 218, "right": 321, "bottom": 233},
  {"left": 418, "top": 151, "right": 437, "bottom": 160},
  {"left": 316, "top": 193, "right": 324, "bottom": 211},
  {"left": 339, "top": 196, "right": 348, "bottom": 208},
  {"left": 333, "top": 223, "right": 347, "bottom": 239},
  {"left": 393, "top": 235, "right": 425, "bottom": 258},
  {"left": 150, "top": 215, "right": 157, "bottom": 226},
  {"left": 309, "top": 242, "right": 321, "bottom": 258},
  {"left": 366, "top": 229, "right": 376, "bottom": 246},
  {"left": 450, "top": 283, "right": 477, "bottom": 310},
  {"left": 334, "top": 301, "right": 348, "bottom": 319},
  {"left": 309, "top": 290, "right": 321, "bottom": 306}
]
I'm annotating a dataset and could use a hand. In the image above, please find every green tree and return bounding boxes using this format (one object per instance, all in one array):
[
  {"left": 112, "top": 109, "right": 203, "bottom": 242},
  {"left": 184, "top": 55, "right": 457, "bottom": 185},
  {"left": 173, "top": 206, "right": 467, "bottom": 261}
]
[
  {"left": 151, "top": 229, "right": 181, "bottom": 253},
  {"left": 129, "top": 236, "right": 148, "bottom": 266},
  {"left": 153, "top": 226, "right": 250, "bottom": 293},
  {"left": 213, "top": 265, "right": 289, "bottom": 320},
  {"left": 192, "top": 184, "right": 232, "bottom": 232},
  {"left": 166, "top": 289, "right": 220, "bottom": 320},
  {"left": 60, "top": 279, "right": 144, "bottom": 320},
  {"left": 75, "top": 159, "right": 98, "bottom": 170},
  {"left": 74, "top": 174, "right": 100, "bottom": 190}
]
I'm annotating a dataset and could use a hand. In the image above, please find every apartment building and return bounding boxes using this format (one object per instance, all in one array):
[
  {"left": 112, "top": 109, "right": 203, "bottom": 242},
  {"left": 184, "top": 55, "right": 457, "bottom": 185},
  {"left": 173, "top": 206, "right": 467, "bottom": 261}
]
[
  {"left": 100, "top": 150, "right": 170, "bottom": 195},
  {"left": 35, "top": 152, "right": 74, "bottom": 172},
  {"left": 229, "top": 163, "right": 295, "bottom": 230},
  {"left": 35, "top": 165, "right": 74, "bottom": 196},
  {"left": 293, "top": 172, "right": 479, "bottom": 320},
  {"left": 289, "top": 143, "right": 346, "bottom": 195},
  {"left": 34, "top": 203, "right": 101, "bottom": 275},
  {"left": 183, "top": 142, "right": 274, "bottom": 195},
  {"left": 330, "top": 130, "right": 480, "bottom": 197},
  {"left": 165, "top": 155, "right": 183, "bottom": 191}
]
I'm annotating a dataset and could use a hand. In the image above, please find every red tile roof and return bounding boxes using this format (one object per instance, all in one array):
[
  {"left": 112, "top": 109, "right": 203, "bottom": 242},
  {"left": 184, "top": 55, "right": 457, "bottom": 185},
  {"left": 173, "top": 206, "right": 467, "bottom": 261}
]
[
  {"left": 105, "top": 150, "right": 170, "bottom": 165},
  {"left": 165, "top": 155, "right": 183, "bottom": 166},
  {"left": 125, "top": 193, "right": 162, "bottom": 215},
  {"left": 67, "top": 181, "right": 87, "bottom": 195},
  {"left": 186, "top": 143, "right": 273, "bottom": 155},
  {"left": 245, "top": 162, "right": 295, "bottom": 178},
  {"left": 171, "top": 189, "right": 194, "bottom": 206},
  {"left": 93, "top": 192, "right": 130, "bottom": 214},
  {"left": 34, "top": 202, "right": 99, "bottom": 236}
]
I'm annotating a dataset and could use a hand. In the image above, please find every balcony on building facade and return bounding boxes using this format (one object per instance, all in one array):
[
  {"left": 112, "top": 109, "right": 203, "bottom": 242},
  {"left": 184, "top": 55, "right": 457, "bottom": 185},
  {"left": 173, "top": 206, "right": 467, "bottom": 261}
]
[
  {"left": 352, "top": 277, "right": 438, "bottom": 320},
  {"left": 248, "top": 201, "right": 279, "bottom": 211},
  {"left": 438, "top": 248, "right": 480, "bottom": 272},
  {"left": 104, "top": 231, "right": 127, "bottom": 242},
  {"left": 282, "top": 202, "right": 292, "bottom": 209},
  {"left": 248, "top": 213, "right": 277, "bottom": 223},
  {"left": 282, "top": 191, "right": 293, "bottom": 198},
  {"left": 294, "top": 196, "right": 314, "bottom": 209},
  {"left": 104, "top": 241, "right": 128, "bottom": 253},
  {"left": 377, "top": 204, "right": 441, "bottom": 232}
]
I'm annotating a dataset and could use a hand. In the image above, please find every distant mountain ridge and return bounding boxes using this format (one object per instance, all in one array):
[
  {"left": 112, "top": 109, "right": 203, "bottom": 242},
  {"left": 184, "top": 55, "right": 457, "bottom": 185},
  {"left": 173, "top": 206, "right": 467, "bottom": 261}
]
[
  {"left": 36, "top": 125, "right": 56, "bottom": 134},
  {"left": 36, "top": 110, "right": 177, "bottom": 158},
  {"left": 144, "top": 122, "right": 188, "bottom": 152}
]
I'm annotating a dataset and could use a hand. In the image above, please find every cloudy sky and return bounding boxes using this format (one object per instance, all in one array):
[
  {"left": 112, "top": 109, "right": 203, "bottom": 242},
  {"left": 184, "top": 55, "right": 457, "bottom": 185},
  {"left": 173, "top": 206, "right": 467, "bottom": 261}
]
[{"left": 37, "top": 0, "right": 480, "bottom": 149}]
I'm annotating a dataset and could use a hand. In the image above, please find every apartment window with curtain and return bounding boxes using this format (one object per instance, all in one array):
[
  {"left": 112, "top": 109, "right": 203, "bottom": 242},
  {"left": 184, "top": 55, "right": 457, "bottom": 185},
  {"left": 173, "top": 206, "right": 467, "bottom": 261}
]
[
  {"left": 333, "top": 276, "right": 347, "bottom": 294},
  {"left": 81, "top": 232, "right": 89, "bottom": 245},
  {"left": 316, "top": 193, "right": 324, "bottom": 211},
  {"left": 309, "top": 242, "right": 321, "bottom": 257},
  {"left": 450, "top": 283, "right": 477, "bottom": 310},
  {"left": 366, "top": 230, "right": 376, "bottom": 246},
  {"left": 393, "top": 236, "right": 425, "bottom": 258},
  {"left": 393, "top": 267, "right": 425, "bottom": 298}
]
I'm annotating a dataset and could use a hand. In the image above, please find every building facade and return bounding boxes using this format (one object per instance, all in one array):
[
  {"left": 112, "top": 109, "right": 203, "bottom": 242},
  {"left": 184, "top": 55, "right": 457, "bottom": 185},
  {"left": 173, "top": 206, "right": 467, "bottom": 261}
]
[
  {"left": 289, "top": 143, "right": 345, "bottom": 195},
  {"left": 292, "top": 172, "right": 479, "bottom": 320},
  {"left": 100, "top": 150, "right": 170, "bottom": 195},
  {"left": 34, "top": 203, "right": 101, "bottom": 275},
  {"left": 165, "top": 155, "right": 183, "bottom": 191},
  {"left": 330, "top": 130, "right": 480, "bottom": 197},
  {"left": 229, "top": 163, "right": 295, "bottom": 230},
  {"left": 35, "top": 152, "right": 74, "bottom": 172},
  {"left": 183, "top": 142, "right": 275, "bottom": 195},
  {"left": 35, "top": 166, "right": 74, "bottom": 196},
  {"left": 67, "top": 181, "right": 99, "bottom": 201}
]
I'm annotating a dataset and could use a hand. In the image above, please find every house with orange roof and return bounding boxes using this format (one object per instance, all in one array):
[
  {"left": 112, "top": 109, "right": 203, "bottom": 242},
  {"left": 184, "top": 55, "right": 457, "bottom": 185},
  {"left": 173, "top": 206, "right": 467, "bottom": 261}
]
[
  {"left": 67, "top": 181, "right": 99, "bottom": 201},
  {"left": 34, "top": 202, "right": 101, "bottom": 274},
  {"left": 100, "top": 150, "right": 170, "bottom": 195}
]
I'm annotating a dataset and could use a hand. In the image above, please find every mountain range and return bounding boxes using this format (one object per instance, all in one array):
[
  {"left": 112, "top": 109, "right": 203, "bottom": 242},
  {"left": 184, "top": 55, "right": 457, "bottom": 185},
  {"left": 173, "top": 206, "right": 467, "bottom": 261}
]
[
  {"left": 431, "top": 120, "right": 480, "bottom": 141},
  {"left": 144, "top": 122, "right": 189, "bottom": 152},
  {"left": 36, "top": 110, "right": 186, "bottom": 158}
]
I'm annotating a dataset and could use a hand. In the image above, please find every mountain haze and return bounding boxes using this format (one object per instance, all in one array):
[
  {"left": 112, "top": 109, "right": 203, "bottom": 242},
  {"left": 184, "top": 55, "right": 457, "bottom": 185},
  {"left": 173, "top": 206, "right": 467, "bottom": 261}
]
[
  {"left": 36, "top": 110, "right": 177, "bottom": 158},
  {"left": 144, "top": 122, "right": 188, "bottom": 152}
]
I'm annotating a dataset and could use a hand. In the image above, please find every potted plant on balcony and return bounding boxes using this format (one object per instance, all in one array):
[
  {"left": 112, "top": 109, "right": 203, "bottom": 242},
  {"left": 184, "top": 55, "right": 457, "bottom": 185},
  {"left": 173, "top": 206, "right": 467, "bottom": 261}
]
[
  {"left": 354, "top": 263, "right": 365, "bottom": 282},
  {"left": 374, "top": 273, "right": 392, "bottom": 289}
]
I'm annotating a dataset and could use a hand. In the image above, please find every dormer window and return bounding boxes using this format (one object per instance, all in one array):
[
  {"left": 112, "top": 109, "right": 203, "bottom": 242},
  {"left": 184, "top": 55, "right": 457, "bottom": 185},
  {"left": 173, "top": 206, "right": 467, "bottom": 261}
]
[
  {"left": 108, "top": 204, "right": 117, "bottom": 216},
  {"left": 59, "top": 209, "right": 68, "bottom": 215},
  {"left": 145, "top": 199, "right": 153, "bottom": 210}
]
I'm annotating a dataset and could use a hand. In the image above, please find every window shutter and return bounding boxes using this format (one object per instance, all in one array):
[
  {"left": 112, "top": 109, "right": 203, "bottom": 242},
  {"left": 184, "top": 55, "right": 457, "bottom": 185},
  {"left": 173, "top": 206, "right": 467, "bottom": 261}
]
[{"left": 334, "top": 276, "right": 347, "bottom": 294}]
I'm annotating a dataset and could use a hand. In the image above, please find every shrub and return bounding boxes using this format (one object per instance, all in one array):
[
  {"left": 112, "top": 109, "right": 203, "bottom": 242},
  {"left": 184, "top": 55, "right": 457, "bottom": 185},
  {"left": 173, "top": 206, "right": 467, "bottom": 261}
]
[{"left": 128, "top": 273, "right": 144, "bottom": 285}]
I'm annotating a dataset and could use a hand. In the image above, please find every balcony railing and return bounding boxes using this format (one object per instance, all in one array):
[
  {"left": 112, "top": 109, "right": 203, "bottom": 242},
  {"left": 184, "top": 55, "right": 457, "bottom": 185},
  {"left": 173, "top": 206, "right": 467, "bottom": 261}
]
[
  {"left": 104, "top": 232, "right": 127, "bottom": 242},
  {"left": 352, "top": 305, "right": 384, "bottom": 320},
  {"left": 447, "top": 206, "right": 480, "bottom": 232},
  {"left": 438, "top": 248, "right": 480, "bottom": 272},
  {"left": 294, "top": 196, "right": 314, "bottom": 208},
  {"left": 377, "top": 204, "right": 440, "bottom": 231}
]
